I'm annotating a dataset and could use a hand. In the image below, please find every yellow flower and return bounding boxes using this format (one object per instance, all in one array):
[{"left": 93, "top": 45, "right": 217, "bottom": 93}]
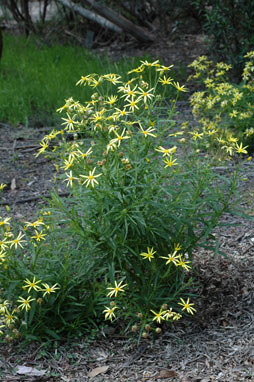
[
  {"left": 103, "top": 306, "right": 117, "bottom": 321},
  {"left": 141, "top": 59, "right": 159, "bottom": 67},
  {"left": 8, "top": 232, "right": 26, "bottom": 249},
  {"left": 40, "top": 283, "right": 60, "bottom": 297},
  {"left": 159, "top": 75, "right": 173, "bottom": 85},
  {"left": 110, "top": 128, "right": 130, "bottom": 147},
  {"left": 140, "top": 247, "right": 156, "bottom": 261},
  {"left": 4, "top": 309, "right": 18, "bottom": 326},
  {"left": 150, "top": 308, "right": 166, "bottom": 323},
  {"left": 140, "top": 126, "right": 156, "bottom": 138},
  {"left": 64, "top": 170, "right": 78, "bottom": 188},
  {"left": 177, "top": 255, "right": 191, "bottom": 271},
  {"left": 31, "top": 230, "right": 46, "bottom": 242},
  {"left": 234, "top": 142, "right": 248, "bottom": 154},
  {"left": 23, "top": 276, "right": 41, "bottom": 293},
  {"left": 107, "top": 280, "right": 127, "bottom": 298},
  {"left": 125, "top": 97, "right": 140, "bottom": 112},
  {"left": 136, "top": 87, "right": 154, "bottom": 103},
  {"left": 61, "top": 113, "right": 78, "bottom": 131},
  {"left": 77, "top": 147, "right": 93, "bottom": 159},
  {"left": 178, "top": 298, "right": 196, "bottom": 315},
  {"left": 160, "top": 250, "right": 179, "bottom": 265},
  {"left": 0, "top": 184, "right": 7, "bottom": 191},
  {"left": 173, "top": 81, "right": 188, "bottom": 92},
  {"left": 156, "top": 65, "right": 174, "bottom": 74},
  {"left": 0, "top": 217, "right": 11, "bottom": 226},
  {"left": 155, "top": 146, "right": 176, "bottom": 156},
  {"left": 25, "top": 220, "right": 44, "bottom": 228},
  {"left": 163, "top": 156, "right": 178, "bottom": 168},
  {"left": 76, "top": 74, "right": 93, "bottom": 86},
  {"left": 0, "top": 300, "right": 10, "bottom": 314},
  {"left": 80, "top": 167, "right": 102, "bottom": 188},
  {"left": 17, "top": 296, "right": 35, "bottom": 312}
]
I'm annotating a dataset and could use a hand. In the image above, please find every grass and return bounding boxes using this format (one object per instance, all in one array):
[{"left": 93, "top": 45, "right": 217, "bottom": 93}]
[
  {"left": 0, "top": 33, "right": 184, "bottom": 128},
  {"left": 0, "top": 34, "right": 144, "bottom": 127}
]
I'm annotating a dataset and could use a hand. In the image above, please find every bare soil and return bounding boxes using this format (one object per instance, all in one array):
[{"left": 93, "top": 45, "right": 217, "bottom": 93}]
[{"left": 1, "top": 31, "right": 254, "bottom": 382}]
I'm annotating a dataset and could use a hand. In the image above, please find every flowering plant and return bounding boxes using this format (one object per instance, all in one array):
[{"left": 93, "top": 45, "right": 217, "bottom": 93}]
[
  {"left": 0, "top": 59, "right": 244, "bottom": 342},
  {"left": 188, "top": 53, "right": 254, "bottom": 154}
]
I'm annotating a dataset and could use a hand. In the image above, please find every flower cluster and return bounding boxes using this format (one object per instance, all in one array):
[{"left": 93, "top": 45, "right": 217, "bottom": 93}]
[{"left": 188, "top": 53, "right": 254, "bottom": 155}]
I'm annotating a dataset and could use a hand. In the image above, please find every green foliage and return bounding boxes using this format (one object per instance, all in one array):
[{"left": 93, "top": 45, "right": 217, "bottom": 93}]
[
  {"left": 194, "top": 0, "right": 254, "bottom": 74},
  {"left": 188, "top": 53, "right": 254, "bottom": 153},
  {"left": 0, "top": 59, "right": 244, "bottom": 343},
  {"left": 0, "top": 33, "right": 156, "bottom": 127}
]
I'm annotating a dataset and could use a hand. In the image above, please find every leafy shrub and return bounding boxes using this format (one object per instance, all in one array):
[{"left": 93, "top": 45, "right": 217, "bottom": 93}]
[
  {"left": 0, "top": 60, "right": 244, "bottom": 343},
  {"left": 188, "top": 52, "right": 254, "bottom": 153},
  {"left": 194, "top": 0, "right": 254, "bottom": 75}
]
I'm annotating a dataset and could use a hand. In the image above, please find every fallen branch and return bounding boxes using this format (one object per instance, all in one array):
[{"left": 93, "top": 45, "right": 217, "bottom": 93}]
[
  {"left": 82, "top": 0, "right": 154, "bottom": 42},
  {"left": 57, "top": 0, "right": 122, "bottom": 33}
]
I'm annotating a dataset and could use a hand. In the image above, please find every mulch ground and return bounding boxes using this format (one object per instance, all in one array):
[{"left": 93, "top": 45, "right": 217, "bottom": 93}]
[{"left": 1, "top": 31, "right": 254, "bottom": 381}]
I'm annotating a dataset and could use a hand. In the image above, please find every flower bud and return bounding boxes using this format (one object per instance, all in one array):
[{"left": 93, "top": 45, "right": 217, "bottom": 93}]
[
  {"left": 142, "top": 331, "right": 148, "bottom": 339},
  {"left": 137, "top": 312, "right": 143, "bottom": 319},
  {"left": 155, "top": 327, "right": 161, "bottom": 334},
  {"left": 131, "top": 325, "right": 138, "bottom": 332},
  {"left": 145, "top": 324, "right": 151, "bottom": 332}
]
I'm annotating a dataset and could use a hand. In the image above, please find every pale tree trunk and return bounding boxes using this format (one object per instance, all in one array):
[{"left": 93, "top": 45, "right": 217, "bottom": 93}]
[
  {"left": 82, "top": 0, "right": 154, "bottom": 42},
  {"left": 57, "top": 0, "right": 122, "bottom": 33}
]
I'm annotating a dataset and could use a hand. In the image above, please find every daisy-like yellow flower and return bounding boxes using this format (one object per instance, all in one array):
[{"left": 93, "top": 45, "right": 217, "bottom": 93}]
[
  {"left": 4, "top": 309, "right": 18, "bottom": 326},
  {"left": 160, "top": 250, "right": 179, "bottom": 265},
  {"left": 106, "top": 95, "right": 118, "bottom": 106},
  {"left": 17, "top": 296, "right": 35, "bottom": 312},
  {"left": 234, "top": 142, "right": 248, "bottom": 154},
  {"left": 159, "top": 75, "right": 173, "bottom": 85},
  {"left": 106, "top": 141, "right": 117, "bottom": 153},
  {"left": 178, "top": 298, "right": 196, "bottom": 315},
  {"left": 35, "top": 139, "right": 48, "bottom": 157},
  {"left": 103, "top": 306, "right": 117, "bottom": 321},
  {"left": 64, "top": 170, "right": 78, "bottom": 188},
  {"left": 156, "top": 65, "right": 174, "bottom": 74},
  {"left": 40, "top": 283, "right": 60, "bottom": 297},
  {"left": 174, "top": 243, "right": 181, "bottom": 252},
  {"left": 0, "top": 300, "right": 10, "bottom": 314},
  {"left": 141, "top": 59, "right": 159, "bottom": 67},
  {"left": 8, "top": 232, "right": 26, "bottom": 249},
  {"left": 25, "top": 220, "right": 44, "bottom": 228},
  {"left": 77, "top": 147, "right": 93, "bottom": 159},
  {"left": 173, "top": 81, "right": 188, "bottom": 92},
  {"left": 0, "top": 184, "right": 6, "bottom": 191},
  {"left": 80, "top": 167, "right": 102, "bottom": 188},
  {"left": 104, "top": 74, "right": 122, "bottom": 84},
  {"left": 177, "top": 255, "right": 191, "bottom": 271},
  {"left": 163, "top": 156, "right": 178, "bottom": 168},
  {"left": 31, "top": 230, "right": 46, "bottom": 242},
  {"left": 140, "top": 247, "right": 156, "bottom": 261},
  {"left": 23, "top": 276, "right": 41, "bottom": 293},
  {"left": 107, "top": 280, "right": 127, "bottom": 298},
  {"left": 127, "top": 64, "right": 145, "bottom": 74},
  {"left": 150, "top": 308, "right": 166, "bottom": 323},
  {"left": 61, "top": 113, "right": 78, "bottom": 131},
  {"left": 62, "top": 158, "right": 74, "bottom": 171},
  {"left": 76, "top": 74, "right": 93, "bottom": 86},
  {"left": 0, "top": 217, "right": 11, "bottom": 226},
  {"left": 125, "top": 97, "right": 140, "bottom": 112},
  {"left": 0, "top": 237, "right": 9, "bottom": 251},
  {"left": 110, "top": 128, "right": 130, "bottom": 147},
  {"left": 140, "top": 126, "right": 157, "bottom": 138},
  {"left": 136, "top": 87, "right": 154, "bottom": 103},
  {"left": 155, "top": 146, "right": 177, "bottom": 156},
  {"left": 163, "top": 308, "right": 177, "bottom": 320}
]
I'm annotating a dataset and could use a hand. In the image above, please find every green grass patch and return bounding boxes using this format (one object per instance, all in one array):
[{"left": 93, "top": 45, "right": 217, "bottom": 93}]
[
  {"left": 0, "top": 34, "right": 183, "bottom": 127},
  {"left": 0, "top": 34, "right": 148, "bottom": 126}
]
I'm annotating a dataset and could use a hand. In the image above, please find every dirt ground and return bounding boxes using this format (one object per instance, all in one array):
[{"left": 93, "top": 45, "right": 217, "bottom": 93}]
[{"left": 1, "top": 29, "right": 254, "bottom": 382}]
